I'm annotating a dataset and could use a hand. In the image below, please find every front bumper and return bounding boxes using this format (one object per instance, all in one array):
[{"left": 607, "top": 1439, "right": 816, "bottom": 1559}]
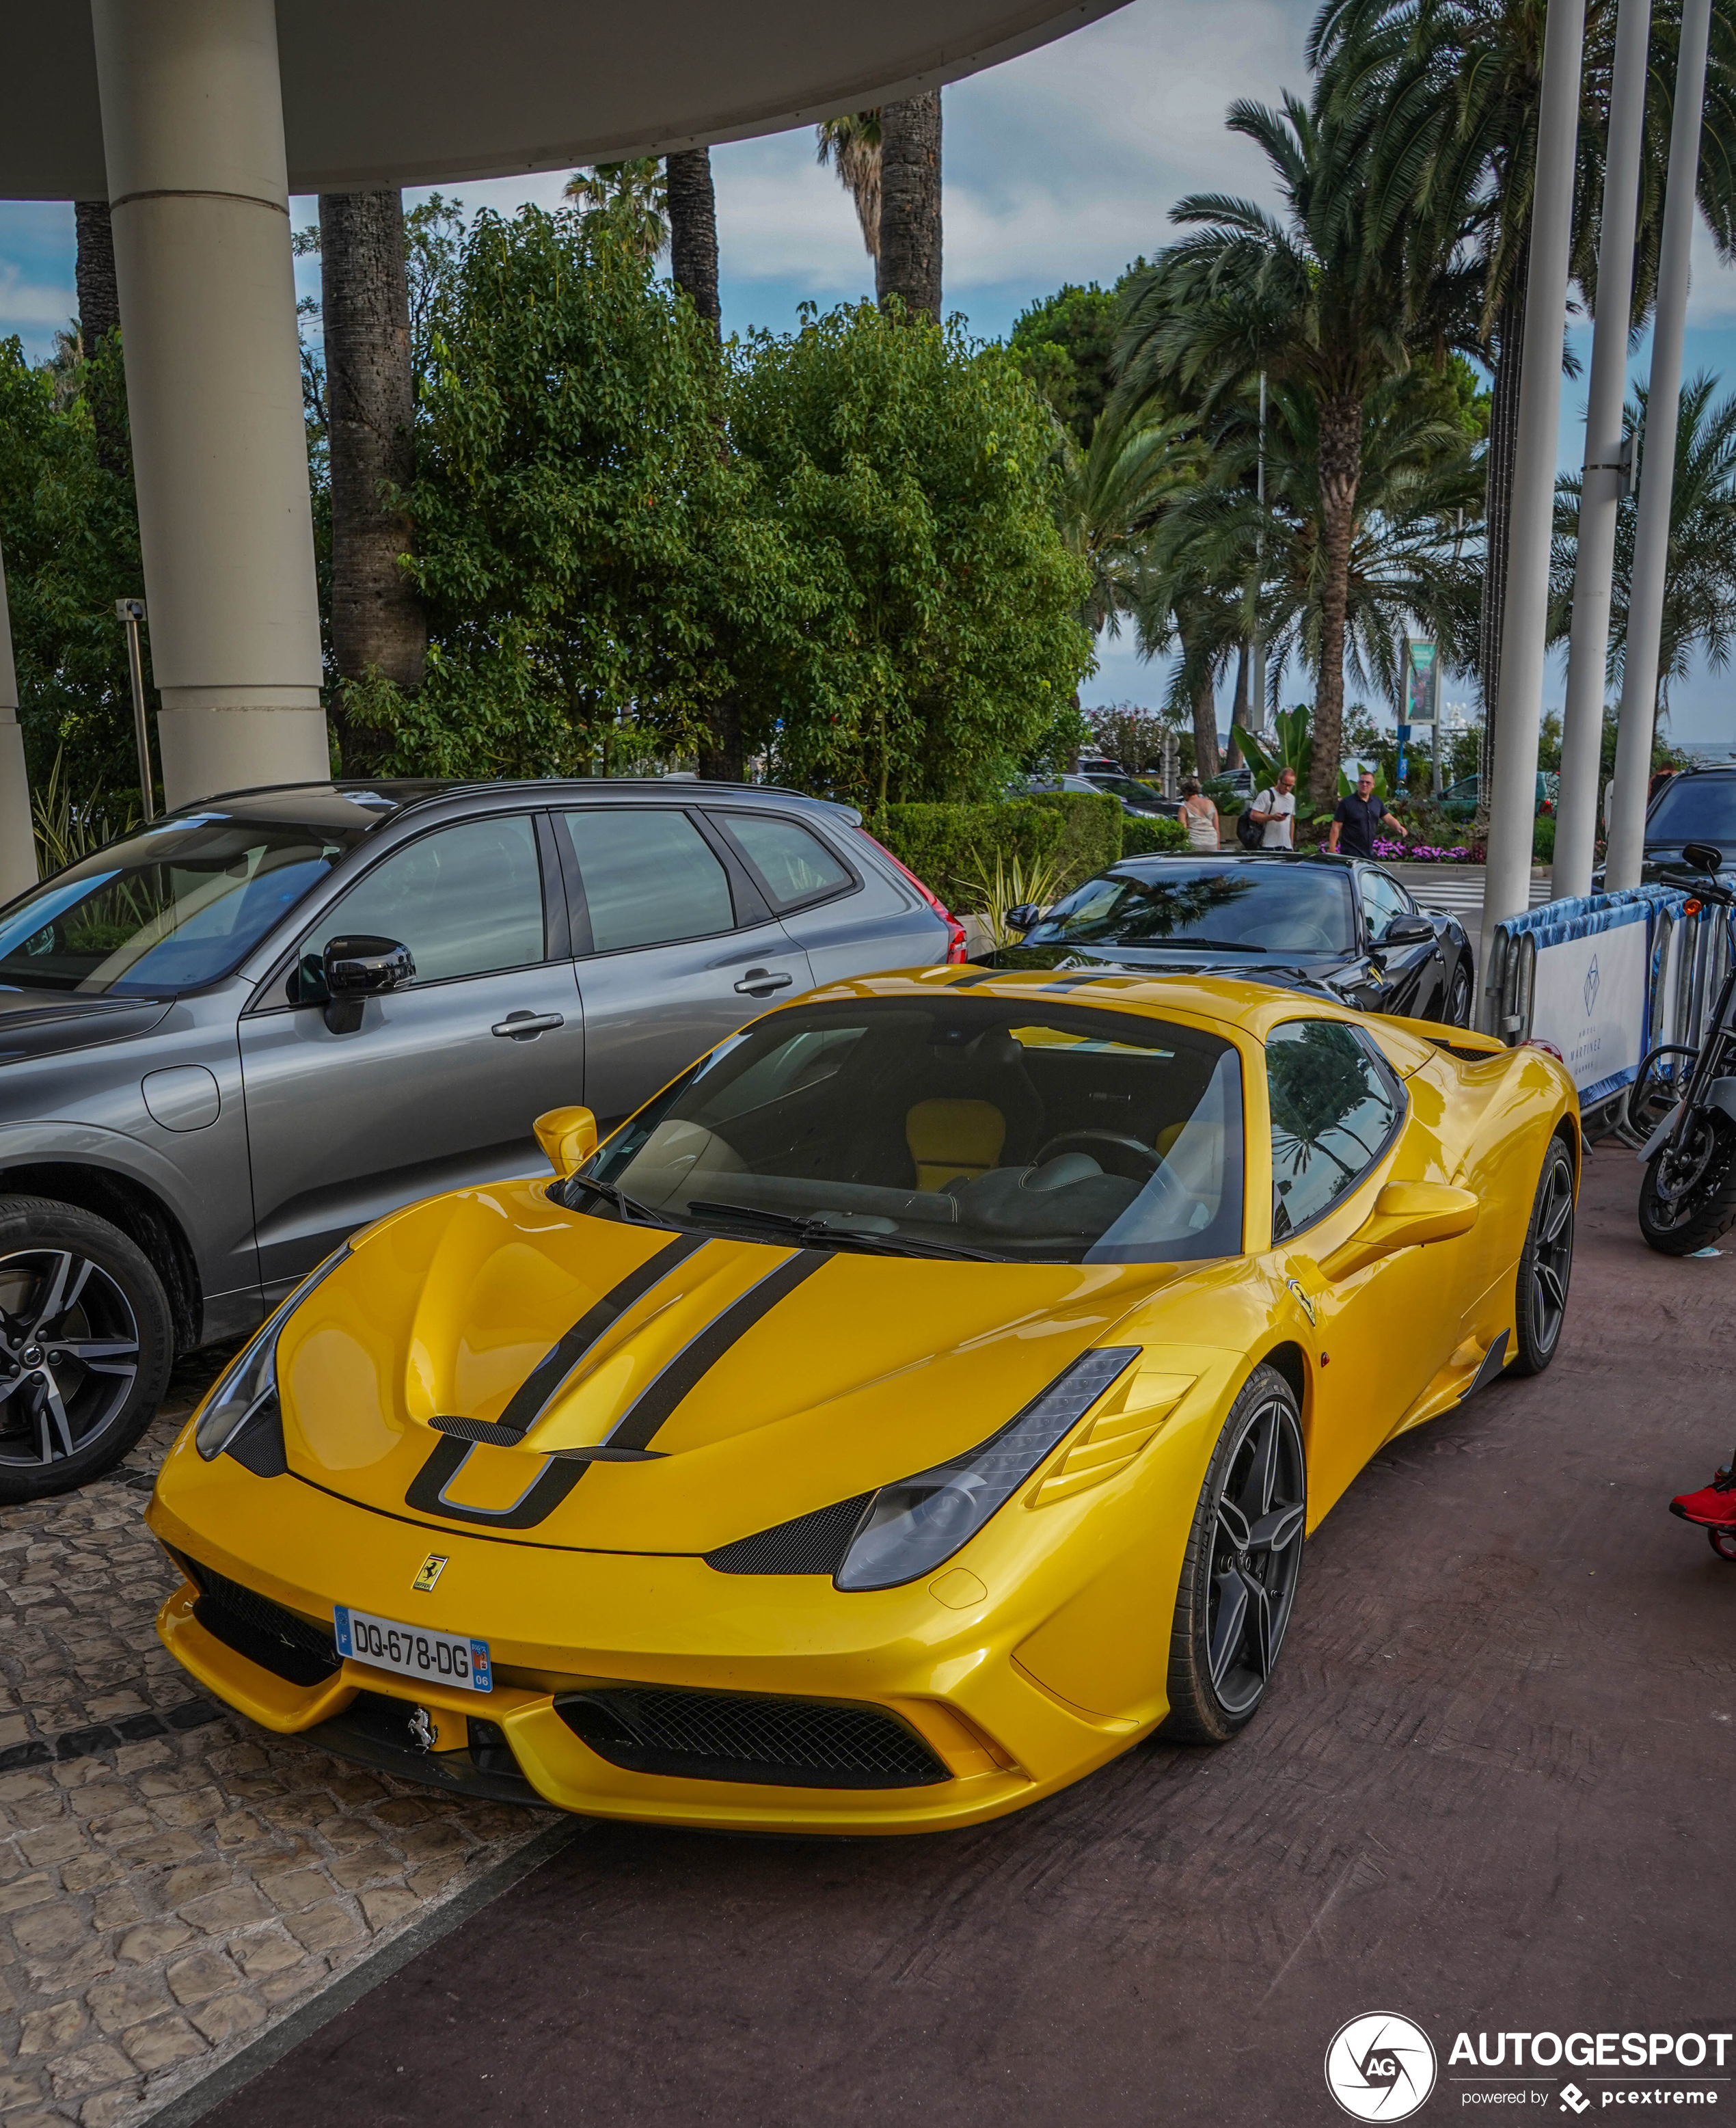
[{"left": 147, "top": 1455, "right": 1154, "bottom": 1836}]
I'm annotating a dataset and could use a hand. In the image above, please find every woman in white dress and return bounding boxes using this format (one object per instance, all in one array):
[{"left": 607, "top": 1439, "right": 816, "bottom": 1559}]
[{"left": 1178, "top": 778, "right": 1219, "bottom": 851}]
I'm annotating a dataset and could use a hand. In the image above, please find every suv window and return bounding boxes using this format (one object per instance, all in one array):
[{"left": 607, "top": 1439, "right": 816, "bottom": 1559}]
[
  {"left": 1267, "top": 1019, "right": 1401, "bottom": 1238},
  {"left": 1358, "top": 867, "right": 1411, "bottom": 941},
  {"left": 560, "top": 809, "right": 735, "bottom": 953},
  {"left": 720, "top": 813, "right": 851, "bottom": 910},
  {"left": 312, "top": 816, "right": 545, "bottom": 984}
]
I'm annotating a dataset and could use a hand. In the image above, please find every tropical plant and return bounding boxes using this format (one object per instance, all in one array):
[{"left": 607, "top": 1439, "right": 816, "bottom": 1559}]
[
  {"left": 1116, "top": 80, "right": 1478, "bottom": 808},
  {"left": 1052, "top": 407, "right": 1204, "bottom": 638},
  {"left": 965, "top": 843, "right": 1074, "bottom": 943},
  {"left": 815, "top": 112, "right": 882, "bottom": 260},
  {"left": 564, "top": 159, "right": 669, "bottom": 259},
  {"left": 666, "top": 149, "right": 721, "bottom": 332},
  {"left": 877, "top": 94, "right": 943, "bottom": 321},
  {"left": 31, "top": 746, "right": 135, "bottom": 876},
  {"left": 1551, "top": 371, "right": 1736, "bottom": 718}
]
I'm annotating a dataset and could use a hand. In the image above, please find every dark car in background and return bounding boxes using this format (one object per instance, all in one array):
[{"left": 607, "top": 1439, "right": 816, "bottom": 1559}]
[
  {"left": 1023, "top": 772, "right": 1180, "bottom": 820},
  {"left": 0, "top": 777, "right": 960, "bottom": 1500},
  {"left": 982, "top": 851, "right": 1474, "bottom": 1027},
  {"left": 1640, "top": 766, "right": 1736, "bottom": 873}
]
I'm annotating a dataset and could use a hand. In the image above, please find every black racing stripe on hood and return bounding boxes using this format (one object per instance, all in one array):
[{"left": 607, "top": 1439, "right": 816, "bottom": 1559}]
[
  {"left": 429, "top": 1232, "right": 707, "bottom": 1447},
  {"left": 604, "top": 1251, "right": 830, "bottom": 1453}
]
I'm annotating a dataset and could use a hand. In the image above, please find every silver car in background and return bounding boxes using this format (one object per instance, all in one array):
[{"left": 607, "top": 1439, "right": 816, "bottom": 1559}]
[{"left": 0, "top": 777, "right": 959, "bottom": 1500}]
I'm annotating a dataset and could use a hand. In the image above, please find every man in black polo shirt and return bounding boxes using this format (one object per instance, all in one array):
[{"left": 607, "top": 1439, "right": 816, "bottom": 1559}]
[{"left": 1329, "top": 769, "right": 1409, "bottom": 859}]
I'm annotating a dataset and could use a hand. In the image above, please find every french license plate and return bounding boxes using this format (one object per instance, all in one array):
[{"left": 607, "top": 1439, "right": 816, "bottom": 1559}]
[{"left": 333, "top": 1605, "right": 493, "bottom": 1694}]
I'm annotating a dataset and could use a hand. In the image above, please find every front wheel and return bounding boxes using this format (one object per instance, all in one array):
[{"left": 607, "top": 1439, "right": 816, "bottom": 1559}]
[
  {"left": 1163, "top": 1365, "right": 1307, "bottom": 1745},
  {"left": 1443, "top": 958, "right": 1474, "bottom": 1029},
  {"left": 1638, "top": 1111, "right": 1736, "bottom": 1255},
  {"left": 1510, "top": 1137, "right": 1576, "bottom": 1375}
]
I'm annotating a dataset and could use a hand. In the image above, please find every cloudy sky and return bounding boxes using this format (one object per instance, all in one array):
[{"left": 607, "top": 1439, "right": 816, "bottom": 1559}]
[{"left": 3, "top": 0, "right": 1734, "bottom": 739}]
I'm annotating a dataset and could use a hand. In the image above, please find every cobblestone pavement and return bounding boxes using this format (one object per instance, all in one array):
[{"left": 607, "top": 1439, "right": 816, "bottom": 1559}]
[{"left": 0, "top": 1351, "right": 550, "bottom": 2128}]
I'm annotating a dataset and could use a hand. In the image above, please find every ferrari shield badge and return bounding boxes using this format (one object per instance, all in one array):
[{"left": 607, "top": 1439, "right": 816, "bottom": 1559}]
[{"left": 412, "top": 1554, "right": 448, "bottom": 1593}]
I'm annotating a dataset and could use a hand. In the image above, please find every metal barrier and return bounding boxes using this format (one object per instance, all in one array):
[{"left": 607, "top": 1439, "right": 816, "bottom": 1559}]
[{"left": 1486, "top": 881, "right": 1736, "bottom": 1127}]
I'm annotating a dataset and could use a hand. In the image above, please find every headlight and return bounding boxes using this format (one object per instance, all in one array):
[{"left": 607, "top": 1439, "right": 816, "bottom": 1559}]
[
  {"left": 835, "top": 1347, "right": 1140, "bottom": 1591},
  {"left": 193, "top": 1248, "right": 350, "bottom": 1460}
]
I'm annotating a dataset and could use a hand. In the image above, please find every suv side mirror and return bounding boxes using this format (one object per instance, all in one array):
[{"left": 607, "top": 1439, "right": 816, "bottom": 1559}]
[
  {"left": 319, "top": 934, "right": 414, "bottom": 1033},
  {"left": 1004, "top": 903, "right": 1042, "bottom": 934},
  {"left": 1380, "top": 913, "right": 1435, "bottom": 946},
  {"left": 1682, "top": 841, "right": 1724, "bottom": 874}
]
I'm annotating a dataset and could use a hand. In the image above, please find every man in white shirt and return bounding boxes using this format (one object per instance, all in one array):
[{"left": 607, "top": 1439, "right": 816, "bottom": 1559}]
[{"left": 1250, "top": 766, "right": 1297, "bottom": 850}]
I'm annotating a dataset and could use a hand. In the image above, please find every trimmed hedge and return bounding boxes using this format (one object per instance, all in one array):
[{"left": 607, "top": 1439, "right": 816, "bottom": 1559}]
[
  {"left": 879, "top": 792, "right": 1120, "bottom": 908},
  {"left": 1120, "top": 813, "right": 1190, "bottom": 857}
]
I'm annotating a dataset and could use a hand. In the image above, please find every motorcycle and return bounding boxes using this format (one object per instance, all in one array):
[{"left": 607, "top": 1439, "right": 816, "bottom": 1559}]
[{"left": 1627, "top": 841, "right": 1736, "bottom": 1254}]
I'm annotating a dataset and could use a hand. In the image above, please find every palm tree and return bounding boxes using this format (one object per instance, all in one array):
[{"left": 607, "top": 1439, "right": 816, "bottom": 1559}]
[
  {"left": 1117, "top": 83, "right": 1474, "bottom": 807},
  {"left": 565, "top": 161, "right": 669, "bottom": 258},
  {"left": 816, "top": 113, "right": 882, "bottom": 260},
  {"left": 665, "top": 150, "right": 721, "bottom": 334},
  {"left": 318, "top": 190, "right": 426, "bottom": 761},
  {"left": 878, "top": 94, "right": 943, "bottom": 321},
  {"left": 1552, "top": 371, "right": 1736, "bottom": 718},
  {"left": 1308, "top": 0, "right": 1736, "bottom": 790}
]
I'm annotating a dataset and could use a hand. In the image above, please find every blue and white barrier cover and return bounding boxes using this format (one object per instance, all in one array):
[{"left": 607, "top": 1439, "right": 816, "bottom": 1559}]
[{"left": 1498, "top": 885, "right": 1674, "bottom": 1105}]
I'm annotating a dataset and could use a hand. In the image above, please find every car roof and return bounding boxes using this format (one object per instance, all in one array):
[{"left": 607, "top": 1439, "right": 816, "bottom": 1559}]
[
  {"left": 1104, "top": 849, "right": 1364, "bottom": 874},
  {"left": 162, "top": 777, "right": 865, "bottom": 833}
]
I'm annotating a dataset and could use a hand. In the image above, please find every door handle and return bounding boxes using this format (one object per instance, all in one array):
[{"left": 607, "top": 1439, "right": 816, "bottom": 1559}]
[
  {"left": 491, "top": 1011, "right": 565, "bottom": 1040},
  {"left": 733, "top": 969, "right": 795, "bottom": 997}
]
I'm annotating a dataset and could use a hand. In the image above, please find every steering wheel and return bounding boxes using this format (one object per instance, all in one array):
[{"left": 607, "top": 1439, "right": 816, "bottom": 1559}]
[{"left": 1033, "top": 1130, "right": 1164, "bottom": 1182}]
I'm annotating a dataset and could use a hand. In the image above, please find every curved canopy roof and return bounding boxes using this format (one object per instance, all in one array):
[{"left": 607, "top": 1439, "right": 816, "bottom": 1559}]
[{"left": 0, "top": 0, "right": 1125, "bottom": 198}]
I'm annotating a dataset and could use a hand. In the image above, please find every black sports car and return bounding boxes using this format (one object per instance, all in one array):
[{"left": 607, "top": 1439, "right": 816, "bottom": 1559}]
[{"left": 984, "top": 851, "right": 1475, "bottom": 1026}]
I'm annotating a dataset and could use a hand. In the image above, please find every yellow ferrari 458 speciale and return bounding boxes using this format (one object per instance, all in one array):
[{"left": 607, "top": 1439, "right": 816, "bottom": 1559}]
[{"left": 149, "top": 969, "right": 1579, "bottom": 1833}]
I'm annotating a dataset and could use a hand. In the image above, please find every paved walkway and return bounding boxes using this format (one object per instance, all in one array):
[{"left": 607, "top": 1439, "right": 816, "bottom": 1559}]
[
  {"left": 0, "top": 1358, "right": 547, "bottom": 2128},
  {"left": 172, "top": 1145, "right": 1735, "bottom": 2125}
]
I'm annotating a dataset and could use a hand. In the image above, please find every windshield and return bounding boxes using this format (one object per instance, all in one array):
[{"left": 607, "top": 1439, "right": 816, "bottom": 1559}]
[
  {"left": 1091, "top": 776, "right": 1160, "bottom": 803},
  {"left": 0, "top": 811, "right": 372, "bottom": 995},
  {"left": 1647, "top": 777, "right": 1736, "bottom": 849},
  {"left": 576, "top": 996, "right": 1245, "bottom": 1265},
  {"left": 1027, "top": 862, "right": 1355, "bottom": 956}
]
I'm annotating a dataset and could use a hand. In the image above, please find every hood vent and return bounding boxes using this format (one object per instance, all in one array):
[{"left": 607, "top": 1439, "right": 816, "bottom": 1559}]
[{"left": 705, "top": 1493, "right": 873, "bottom": 1576}]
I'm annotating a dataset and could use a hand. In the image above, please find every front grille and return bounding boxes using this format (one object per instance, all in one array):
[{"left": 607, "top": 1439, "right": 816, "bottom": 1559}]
[
  {"left": 182, "top": 1555, "right": 339, "bottom": 1688},
  {"left": 705, "top": 1493, "right": 873, "bottom": 1576},
  {"left": 555, "top": 1686, "right": 948, "bottom": 1789}
]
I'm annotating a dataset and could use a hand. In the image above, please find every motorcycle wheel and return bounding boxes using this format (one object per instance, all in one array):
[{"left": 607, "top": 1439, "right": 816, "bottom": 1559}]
[
  {"left": 1709, "top": 1528, "right": 1736, "bottom": 1563},
  {"left": 1638, "top": 1109, "right": 1736, "bottom": 1255}
]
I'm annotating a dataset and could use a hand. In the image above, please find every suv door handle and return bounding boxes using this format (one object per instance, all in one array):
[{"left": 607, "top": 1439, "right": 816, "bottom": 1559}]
[
  {"left": 491, "top": 1011, "right": 565, "bottom": 1040},
  {"left": 733, "top": 969, "right": 795, "bottom": 997}
]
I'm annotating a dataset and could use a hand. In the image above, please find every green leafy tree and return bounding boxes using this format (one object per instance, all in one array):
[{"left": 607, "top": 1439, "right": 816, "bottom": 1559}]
[{"left": 1009, "top": 282, "right": 1126, "bottom": 448}]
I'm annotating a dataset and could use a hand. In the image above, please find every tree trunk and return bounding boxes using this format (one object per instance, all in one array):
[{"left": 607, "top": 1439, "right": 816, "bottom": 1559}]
[
  {"left": 1227, "top": 643, "right": 1249, "bottom": 769},
  {"left": 698, "top": 701, "right": 744, "bottom": 781},
  {"left": 74, "top": 202, "right": 120, "bottom": 350},
  {"left": 666, "top": 148, "right": 720, "bottom": 335},
  {"left": 1310, "top": 392, "right": 1363, "bottom": 812},
  {"left": 1191, "top": 671, "right": 1221, "bottom": 783},
  {"left": 877, "top": 93, "right": 942, "bottom": 321},
  {"left": 1476, "top": 266, "right": 1527, "bottom": 821},
  {"left": 319, "top": 189, "right": 424, "bottom": 766}
]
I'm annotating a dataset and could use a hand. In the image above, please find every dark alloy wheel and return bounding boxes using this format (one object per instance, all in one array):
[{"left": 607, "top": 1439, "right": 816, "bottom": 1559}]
[
  {"left": 1163, "top": 1364, "right": 1307, "bottom": 1743},
  {"left": 1510, "top": 1137, "right": 1575, "bottom": 1375},
  {"left": 0, "top": 1197, "right": 173, "bottom": 1503},
  {"left": 1446, "top": 959, "right": 1474, "bottom": 1029},
  {"left": 1639, "top": 1109, "right": 1736, "bottom": 1256}
]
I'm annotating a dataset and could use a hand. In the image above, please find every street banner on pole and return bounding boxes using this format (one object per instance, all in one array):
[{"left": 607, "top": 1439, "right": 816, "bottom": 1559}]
[{"left": 1402, "top": 638, "right": 1439, "bottom": 723}]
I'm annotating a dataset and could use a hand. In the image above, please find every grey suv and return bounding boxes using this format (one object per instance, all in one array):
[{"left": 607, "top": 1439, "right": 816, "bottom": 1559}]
[{"left": 0, "top": 777, "right": 958, "bottom": 1500}]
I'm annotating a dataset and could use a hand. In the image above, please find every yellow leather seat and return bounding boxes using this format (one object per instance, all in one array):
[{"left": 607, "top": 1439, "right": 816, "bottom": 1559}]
[{"left": 906, "top": 1099, "right": 1007, "bottom": 1191}]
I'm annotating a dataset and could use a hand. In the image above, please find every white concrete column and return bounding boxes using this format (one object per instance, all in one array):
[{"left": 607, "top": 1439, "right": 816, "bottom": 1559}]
[
  {"left": 91, "top": 0, "right": 327, "bottom": 811},
  {"left": 1478, "top": 0, "right": 1586, "bottom": 1026},
  {"left": 1553, "top": 0, "right": 1650, "bottom": 900},
  {"left": 0, "top": 539, "right": 37, "bottom": 904},
  {"left": 1605, "top": 0, "right": 1713, "bottom": 887}
]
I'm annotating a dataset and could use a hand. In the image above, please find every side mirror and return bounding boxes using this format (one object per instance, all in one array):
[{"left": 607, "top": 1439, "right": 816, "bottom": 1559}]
[
  {"left": 1682, "top": 841, "right": 1724, "bottom": 874},
  {"left": 534, "top": 1105, "right": 599, "bottom": 1178},
  {"left": 321, "top": 934, "right": 413, "bottom": 1033},
  {"left": 1004, "top": 903, "right": 1042, "bottom": 934},
  {"left": 1380, "top": 913, "right": 1435, "bottom": 946},
  {"left": 1319, "top": 1181, "right": 1478, "bottom": 1280}
]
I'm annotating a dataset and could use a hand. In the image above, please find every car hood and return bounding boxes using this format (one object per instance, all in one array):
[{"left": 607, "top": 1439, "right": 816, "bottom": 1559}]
[
  {"left": 984, "top": 941, "right": 1357, "bottom": 998},
  {"left": 275, "top": 1181, "right": 1188, "bottom": 1554},
  {"left": 0, "top": 989, "right": 173, "bottom": 1064}
]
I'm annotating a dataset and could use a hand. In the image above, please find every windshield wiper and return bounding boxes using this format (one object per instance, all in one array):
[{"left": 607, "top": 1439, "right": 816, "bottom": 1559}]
[
  {"left": 685, "top": 1198, "right": 1007, "bottom": 1263},
  {"left": 559, "top": 1173, "right": 679, "bottom": 1227}
]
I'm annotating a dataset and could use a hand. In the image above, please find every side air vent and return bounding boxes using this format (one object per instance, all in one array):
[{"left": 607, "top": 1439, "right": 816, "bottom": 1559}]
[
  {"left": 555, "top": 1686, "right": 948, "bottom": 1789},
  {"left": 185, "top": 1558, "right": 340, "bottom": 1687},
  {"left": 705, "top": 1493, "right": 873, "bottom": 1576}
]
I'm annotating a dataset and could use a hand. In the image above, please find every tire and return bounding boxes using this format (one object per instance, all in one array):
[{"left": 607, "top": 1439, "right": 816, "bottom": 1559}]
[
  {"left": 1627, "top": 1044, "right": 1699, "bottom": 1141},
  {"left": 1443, "top": 957, "right": 1474, "bottom": 1029},
  {"left": 1510, "top": 1137, "right": 1576, "bottom": 1375},
  {"left": 1638, "top": 1111, "right": 1736, "bottom": 1256},
  {"left": 0, "top": 1195, "right": 174, "bottom": 1503},
  {"left": 1709, "top": 1527, "right": 1736, "bottom": 1563},
  {"left": 1163, "top": 1364, "right": 1307, "bottom": 1745}
]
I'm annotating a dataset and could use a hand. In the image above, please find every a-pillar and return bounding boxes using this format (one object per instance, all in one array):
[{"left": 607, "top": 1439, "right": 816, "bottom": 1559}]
[
  {"left": 0, "top": 539, "right": 36, "bottom": 904},
  {"left": 91, "top": 0, "right": 327, "bottom": 810}
]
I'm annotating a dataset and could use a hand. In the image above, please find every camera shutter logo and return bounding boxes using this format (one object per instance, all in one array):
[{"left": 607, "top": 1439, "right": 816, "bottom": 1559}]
[{"left": 1325, "top": 2014, "right": 1437, "bottom": 2120}]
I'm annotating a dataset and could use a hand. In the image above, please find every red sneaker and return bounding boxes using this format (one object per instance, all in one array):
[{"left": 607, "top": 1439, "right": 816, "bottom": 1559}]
[{"left": 1670, "top": 1469, "right": 1736, "bottom": 1527}]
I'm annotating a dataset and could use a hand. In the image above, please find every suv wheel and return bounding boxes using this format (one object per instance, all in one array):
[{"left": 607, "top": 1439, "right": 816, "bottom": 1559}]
[{"left": 0, "top": 1196, "right": 174, "bottom": 1503}]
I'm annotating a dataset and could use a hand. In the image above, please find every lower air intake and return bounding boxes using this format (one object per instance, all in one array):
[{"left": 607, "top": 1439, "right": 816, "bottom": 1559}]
[
  {"left": 555, "top": 1686, "right": 948, "bottom": 1789},
  {"left": 179, "top": 1554, "right": 339, "bottom": 1688},
  {"left": 705, "top": 1493, "right": 873, "bottom": 1576}
]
